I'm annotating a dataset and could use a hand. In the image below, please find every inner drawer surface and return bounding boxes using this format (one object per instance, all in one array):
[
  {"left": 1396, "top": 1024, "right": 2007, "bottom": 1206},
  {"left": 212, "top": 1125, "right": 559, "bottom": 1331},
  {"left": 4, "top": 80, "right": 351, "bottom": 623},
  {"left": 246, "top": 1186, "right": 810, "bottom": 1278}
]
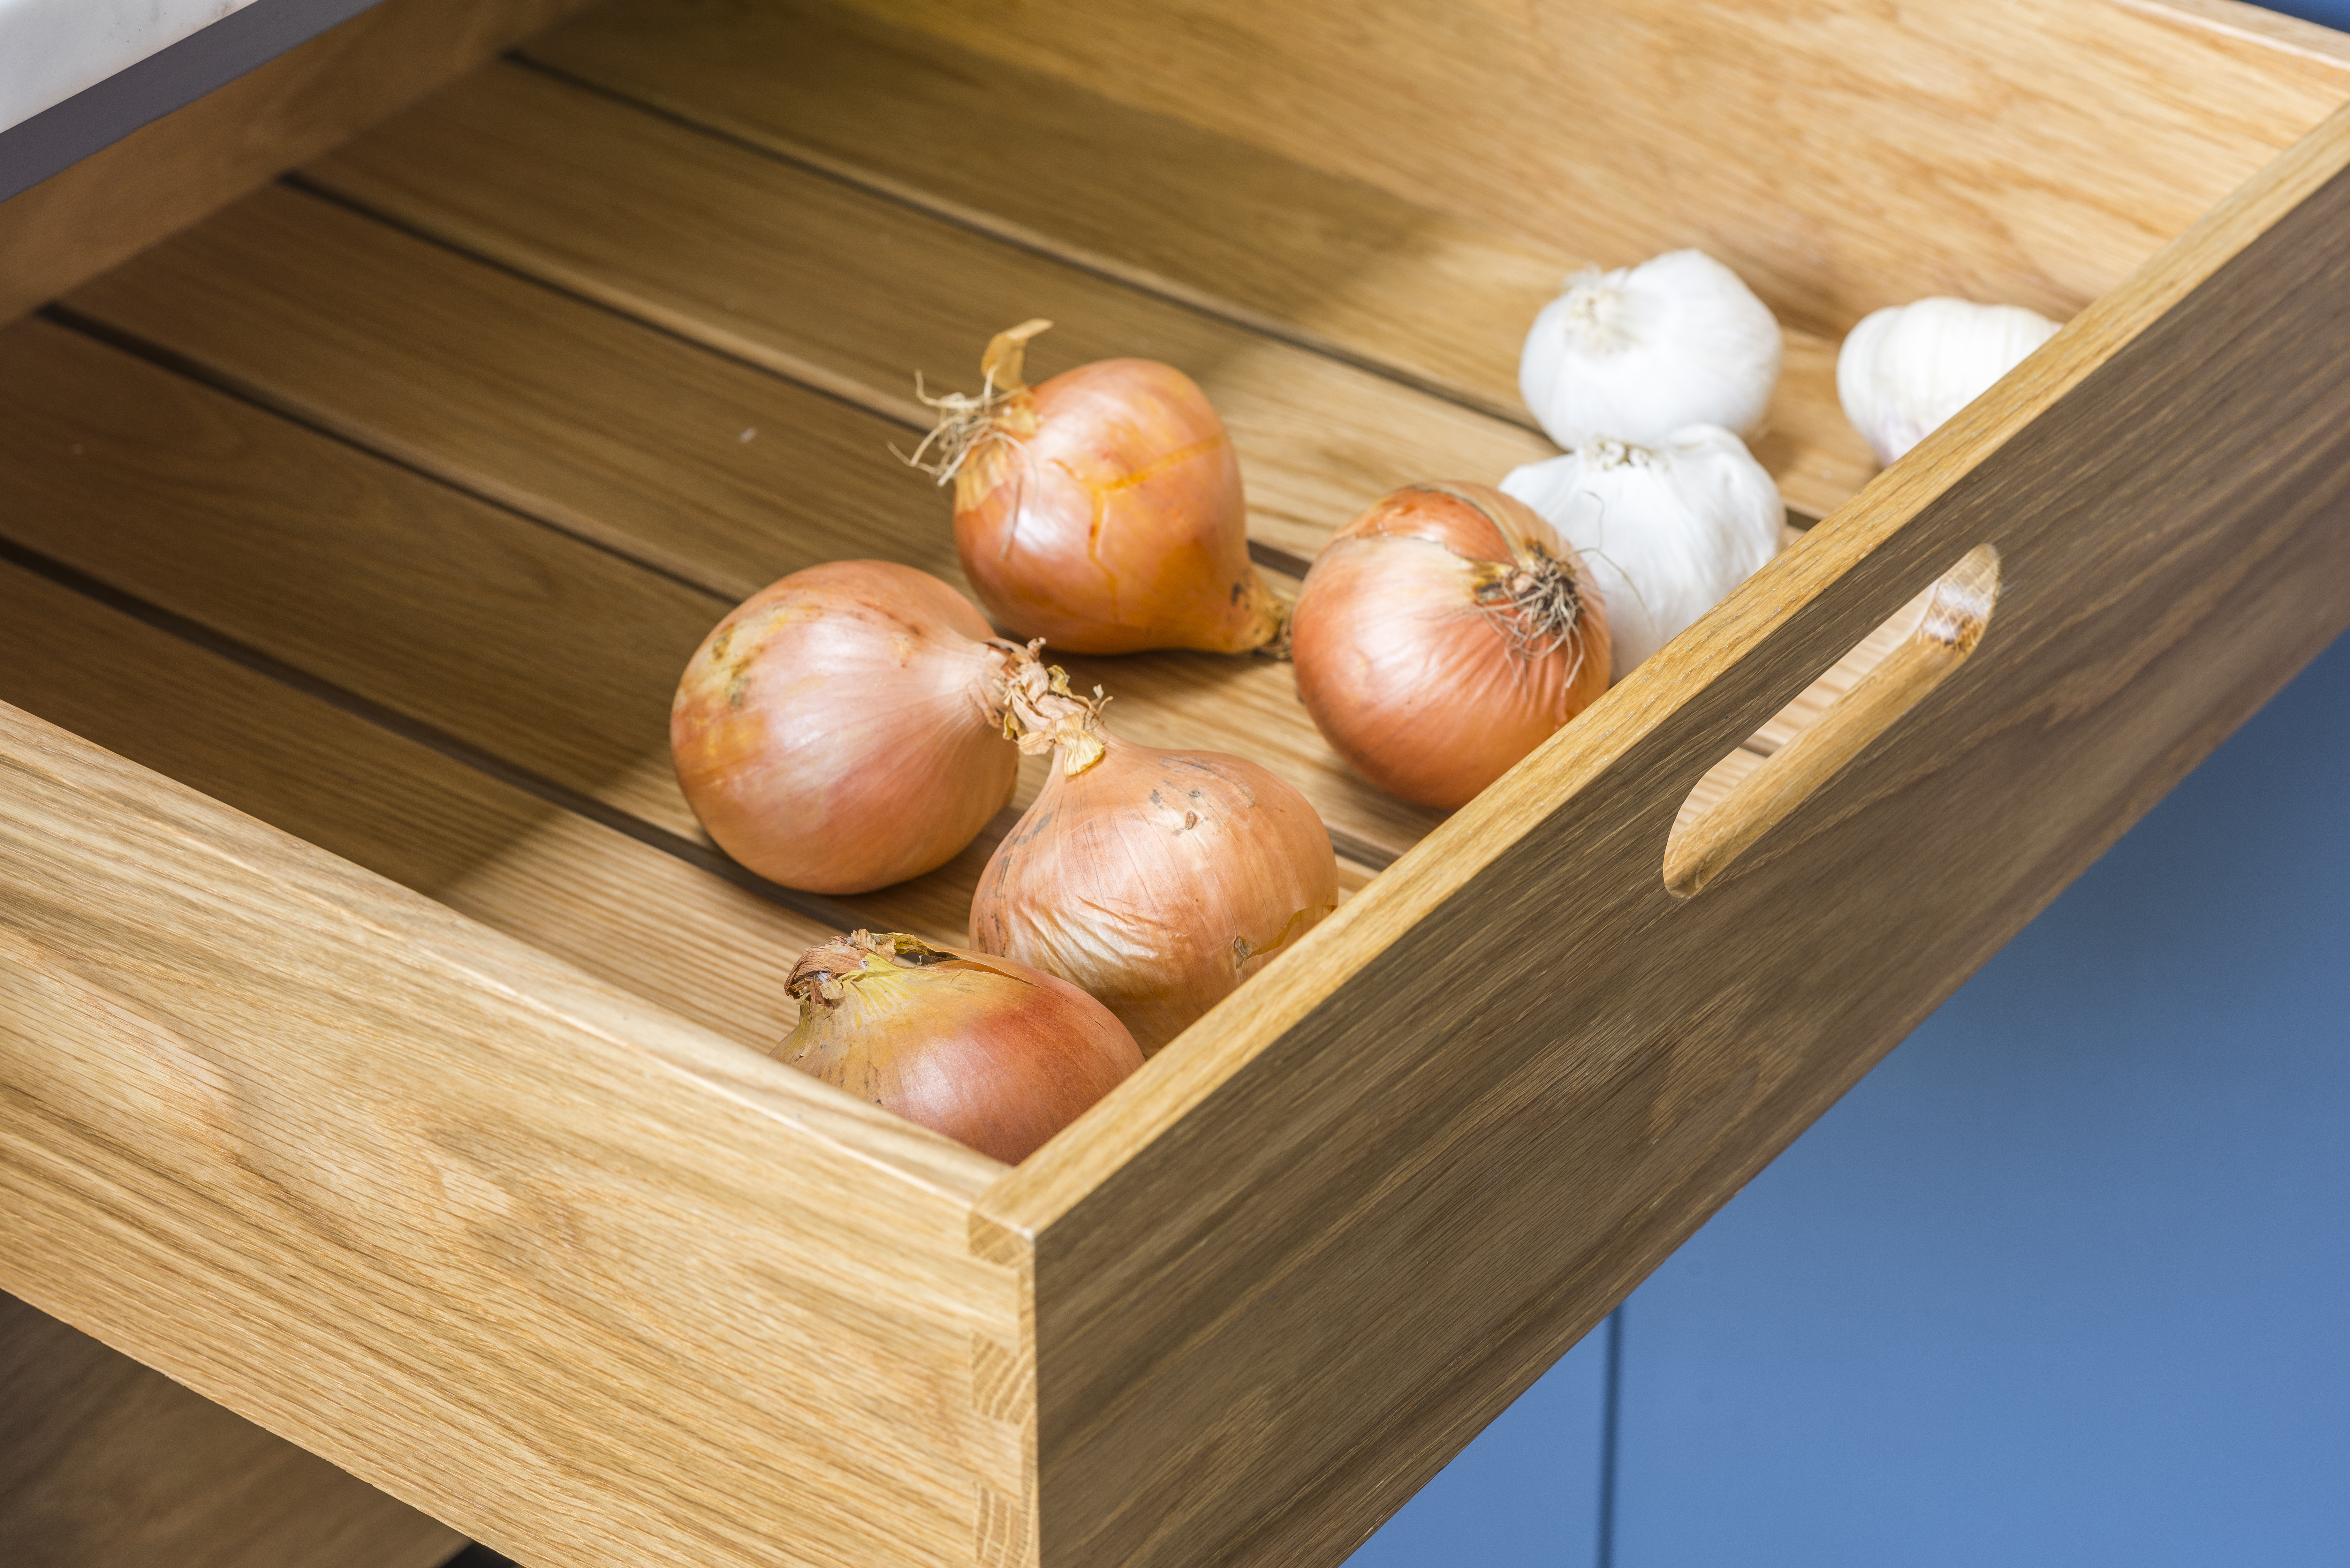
[
  {"left": 10, "top": 0, "right": 2266, "bottom": 1043},
  {"left": 0, "top": 0, "right": 1863, "bottom": 1039}
]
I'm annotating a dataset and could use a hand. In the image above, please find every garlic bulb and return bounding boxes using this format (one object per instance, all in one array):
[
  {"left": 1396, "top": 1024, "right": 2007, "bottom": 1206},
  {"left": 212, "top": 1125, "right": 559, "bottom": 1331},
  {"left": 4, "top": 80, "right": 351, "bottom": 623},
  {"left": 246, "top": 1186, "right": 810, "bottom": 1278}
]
[
  {"left": 1837, "top": 298, "right": 2060, "bottom": 466},
  {"left": 1519, "top": 250, "right": 1783, "bottom": 450},
  {"left": 1499, "top": 426, "right": 1783, "bottom": 674}
]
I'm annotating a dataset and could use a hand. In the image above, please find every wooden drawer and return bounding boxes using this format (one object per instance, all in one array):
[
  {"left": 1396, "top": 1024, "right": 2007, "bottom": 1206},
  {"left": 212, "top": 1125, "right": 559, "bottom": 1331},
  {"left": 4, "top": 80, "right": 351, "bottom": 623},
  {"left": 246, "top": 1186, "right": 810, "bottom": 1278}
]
[{"left": 4, "top": 1, "right": 2349, "bottom": 1565}]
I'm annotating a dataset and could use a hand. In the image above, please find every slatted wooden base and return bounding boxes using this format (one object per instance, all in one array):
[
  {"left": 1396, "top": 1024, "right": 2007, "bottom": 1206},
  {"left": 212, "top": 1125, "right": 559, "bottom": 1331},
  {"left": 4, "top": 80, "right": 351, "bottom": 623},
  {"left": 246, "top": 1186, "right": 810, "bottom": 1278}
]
[{"left": 0, "top": 0, "right": 1904, "bottom": 1036}]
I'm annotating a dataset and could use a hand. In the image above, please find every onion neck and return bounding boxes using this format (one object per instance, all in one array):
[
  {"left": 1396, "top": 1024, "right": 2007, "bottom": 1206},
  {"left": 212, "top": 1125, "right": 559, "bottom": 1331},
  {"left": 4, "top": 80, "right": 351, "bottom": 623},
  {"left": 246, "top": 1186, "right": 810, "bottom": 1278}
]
[
  {"left": 988, "top": 640, "right": 1111, "bottom": 776},
  {"left": 905, "top": 317, "right": 1053, "bottom": 485},
  {"left": 788, "top": 930, "right": 952, "bottom": 1011}
]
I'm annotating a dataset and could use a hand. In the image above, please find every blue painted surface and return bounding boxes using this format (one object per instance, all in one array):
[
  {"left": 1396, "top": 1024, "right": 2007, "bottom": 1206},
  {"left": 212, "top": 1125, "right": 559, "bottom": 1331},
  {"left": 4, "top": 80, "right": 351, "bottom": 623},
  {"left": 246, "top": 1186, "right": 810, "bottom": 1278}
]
[
  {"left": 1344, "top": 1317, "right": 1612, "bottom": 1568},
  {"left": 1610, "top": 628, "right": 2350, "bottom": 1564}
]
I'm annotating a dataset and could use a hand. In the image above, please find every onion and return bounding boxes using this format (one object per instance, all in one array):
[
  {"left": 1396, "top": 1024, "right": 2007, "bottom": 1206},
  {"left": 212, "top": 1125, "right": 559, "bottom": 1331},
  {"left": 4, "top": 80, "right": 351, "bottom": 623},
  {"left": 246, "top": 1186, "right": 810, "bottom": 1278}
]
[
  {"left": 911, "top": 319, "right": 1286, "bottom": 656},
  {"left": 671, "top": 560, "right": 1017, "bottom": 894},
  {"left": 778, "top": 930, "right": 1143, "bottom": 1164},
  {"left": 1288, "top": 482, "right": 1611, "bottom": 810},
  {"left": 971, "top": 661, "right": 1339, "bottom": 1053}
]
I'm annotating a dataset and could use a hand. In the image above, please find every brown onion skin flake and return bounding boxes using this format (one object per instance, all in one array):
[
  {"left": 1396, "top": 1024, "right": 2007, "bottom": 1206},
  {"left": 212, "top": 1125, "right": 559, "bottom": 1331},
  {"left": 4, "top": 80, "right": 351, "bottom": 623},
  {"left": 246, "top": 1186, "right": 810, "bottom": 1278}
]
[{"left": 778, "top": 932, "right": 1143, "bottom": 1165}]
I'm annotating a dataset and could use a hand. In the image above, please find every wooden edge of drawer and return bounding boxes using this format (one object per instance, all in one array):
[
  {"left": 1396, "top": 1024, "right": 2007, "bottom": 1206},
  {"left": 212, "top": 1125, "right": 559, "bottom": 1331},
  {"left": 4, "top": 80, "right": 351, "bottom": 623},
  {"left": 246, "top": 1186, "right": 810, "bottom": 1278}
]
[
  {"left": 0, "top": 0, "right": 596, "bottom": 328},
  {"left": 974, "top": 97, "right": 2350, "bottom": 1568},
  {"left": 0, "top": 699, "right": 1028, "bottom": 1568}
]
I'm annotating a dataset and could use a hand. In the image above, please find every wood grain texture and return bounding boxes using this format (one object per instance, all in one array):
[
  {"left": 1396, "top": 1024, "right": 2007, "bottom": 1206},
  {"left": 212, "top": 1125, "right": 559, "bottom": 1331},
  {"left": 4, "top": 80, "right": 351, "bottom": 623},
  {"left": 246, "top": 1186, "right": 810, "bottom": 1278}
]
[
  {"left": 2119, "top": 0, "right": 2350, "bottom": 69},
  {"left": 0, "top": 0, "right": 590, "bottom": 327},
  {"left": 300, "top": 62, "right": 1559, "bottom": 562},
  {"left": 970, "top": 94, "right": 2350, "bottom": 1568},
  {"left": 0, "top": 315, "right": 722, "bottom": 838},
  {"left": 520, "top": 0, "right": 1878, "bottom": 518},
  {"left": 6, "top": 7, "right": 2348, "bottom": 1568},
  {"left": 36, "top": 200, "right": 1442, "bottom": 869},
  {"left": 839, "top": 0, "right": 2350, "bottom": 337},
  {"left": 0, "top": 559, "right": 829, "bottom": 1050},
  {"left": 0, "top": 697, "right": 1022, "bottom": 1568},
  {"left": 62, "top": 182, "right": 962, "bottom": 607},
  {"left": 0, "top": 1290, "right": 461, "bottom": 1568},
  {"left": 1665, "top": 547, "right": 1999, "bottom": 898}
]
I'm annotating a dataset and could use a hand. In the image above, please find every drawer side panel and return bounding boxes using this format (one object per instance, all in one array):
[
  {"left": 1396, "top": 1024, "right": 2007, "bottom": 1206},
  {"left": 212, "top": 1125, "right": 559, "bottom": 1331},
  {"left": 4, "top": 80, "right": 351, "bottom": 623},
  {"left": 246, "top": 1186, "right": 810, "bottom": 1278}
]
[{"left": 994, "top": 104, "right": 2350, "bottom": 1568}]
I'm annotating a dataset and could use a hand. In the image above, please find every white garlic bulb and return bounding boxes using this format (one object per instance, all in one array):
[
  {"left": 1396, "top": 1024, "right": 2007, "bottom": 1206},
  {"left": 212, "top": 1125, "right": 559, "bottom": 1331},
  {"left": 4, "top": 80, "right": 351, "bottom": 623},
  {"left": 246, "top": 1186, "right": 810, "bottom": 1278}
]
[
  {"left": 1837, "top": 298, "right": 2060, "bottom": 466},
  {"left": 1499, "top": 426, "right": 1784, "bottom": 675},
  {"left": 1518, "top": 250, "right": 1784, "bottom": 451}
]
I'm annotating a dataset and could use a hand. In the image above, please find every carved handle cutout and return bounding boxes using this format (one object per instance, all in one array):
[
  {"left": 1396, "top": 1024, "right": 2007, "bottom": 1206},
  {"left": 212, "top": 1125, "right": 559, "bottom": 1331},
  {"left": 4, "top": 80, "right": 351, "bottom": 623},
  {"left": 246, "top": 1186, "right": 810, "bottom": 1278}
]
[{"left": 1664, "top": 544, "right": 2001, "bottom": 899}]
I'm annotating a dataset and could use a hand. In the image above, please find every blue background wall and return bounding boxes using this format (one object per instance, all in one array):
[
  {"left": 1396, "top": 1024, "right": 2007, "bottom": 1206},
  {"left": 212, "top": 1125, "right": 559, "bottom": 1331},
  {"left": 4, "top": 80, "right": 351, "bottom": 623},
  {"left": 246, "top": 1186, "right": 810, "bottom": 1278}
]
[{"left": 1349, "top": 7, "right": 2350, "bottom": 1539}]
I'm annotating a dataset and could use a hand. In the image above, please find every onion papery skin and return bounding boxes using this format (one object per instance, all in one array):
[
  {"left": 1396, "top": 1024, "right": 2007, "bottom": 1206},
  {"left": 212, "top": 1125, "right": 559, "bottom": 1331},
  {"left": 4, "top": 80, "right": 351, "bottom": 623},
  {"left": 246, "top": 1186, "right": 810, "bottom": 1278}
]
[
  {"left": 1290, "top": 482, "right": 1611, "bottom": 810},
  {"left": 671, "top": 561, "right": 1016, "bottom": 894},
  {"left": 970, "top": 725, "right": 1339, "bottom": 1054},
  {"left": 953, "top": 356, "right": 1284, "bottom": 655},
  {"left": 778, "top": 931, "right": 1143, "bottom": 1165}
]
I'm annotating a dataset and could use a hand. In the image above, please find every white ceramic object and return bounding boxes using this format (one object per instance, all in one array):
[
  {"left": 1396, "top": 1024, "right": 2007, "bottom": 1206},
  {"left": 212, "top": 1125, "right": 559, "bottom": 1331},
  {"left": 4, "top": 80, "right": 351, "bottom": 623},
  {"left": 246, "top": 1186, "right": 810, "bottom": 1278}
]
[{"left": 0, "top": 0, "right": 258, "bottom": 135}]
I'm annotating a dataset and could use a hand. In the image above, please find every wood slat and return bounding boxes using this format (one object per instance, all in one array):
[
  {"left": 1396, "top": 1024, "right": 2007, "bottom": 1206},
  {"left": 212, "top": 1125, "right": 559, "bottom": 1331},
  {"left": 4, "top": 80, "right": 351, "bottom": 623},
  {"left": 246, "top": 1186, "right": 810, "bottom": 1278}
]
[
  {"left": 42, "top": 192, "right": 1442, "bottom": 867},
  {"left": 521, "top": 0, "right": 1878, "bottom": 519},
  {"left": 0, "top": 558, "right": 830, "bottom": 1048},
  {"left": 0, "top": 0, "right": 589, "bottom": 326},
  {"left": 63, "top": 183, "right": 959, "bottom": 607},
  {"left": 299, "top": 61, "right": 1559, "bottom": 563},
  {"left": 0, "top": 317, "right": 716, "bottom": 833},
  {"left": 0, "top": 1289, "right": 464, "bottom": 1568}
]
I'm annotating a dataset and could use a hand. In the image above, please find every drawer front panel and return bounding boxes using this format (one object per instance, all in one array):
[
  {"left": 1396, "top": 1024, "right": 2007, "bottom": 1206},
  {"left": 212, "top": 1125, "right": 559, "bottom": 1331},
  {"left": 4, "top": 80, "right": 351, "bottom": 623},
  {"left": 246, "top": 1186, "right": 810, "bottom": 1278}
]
[{"left": 0, "top": 706, "right": 1020, "bottom": 1568}]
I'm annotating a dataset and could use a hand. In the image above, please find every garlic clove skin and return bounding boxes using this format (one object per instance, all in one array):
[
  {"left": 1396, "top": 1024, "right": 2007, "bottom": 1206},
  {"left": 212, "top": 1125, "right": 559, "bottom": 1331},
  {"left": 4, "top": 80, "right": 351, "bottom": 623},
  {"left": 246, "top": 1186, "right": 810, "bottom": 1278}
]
[
  {"left": 1499, "top": 426, "right": 1784, "bottom": 675},
  {"left": 1518, "top": 249, "right": 1784, "bottom": 451},
  {"left": 1836, "top": 298, "right": 2061, "bottom": 467}
]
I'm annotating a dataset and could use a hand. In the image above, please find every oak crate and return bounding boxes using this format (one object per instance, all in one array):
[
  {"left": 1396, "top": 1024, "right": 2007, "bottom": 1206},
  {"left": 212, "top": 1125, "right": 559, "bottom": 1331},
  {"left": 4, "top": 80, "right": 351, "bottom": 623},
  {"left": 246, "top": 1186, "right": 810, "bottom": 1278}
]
[{"left": 4, "top": 1, "right": 2350, "bottom": 1565}]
